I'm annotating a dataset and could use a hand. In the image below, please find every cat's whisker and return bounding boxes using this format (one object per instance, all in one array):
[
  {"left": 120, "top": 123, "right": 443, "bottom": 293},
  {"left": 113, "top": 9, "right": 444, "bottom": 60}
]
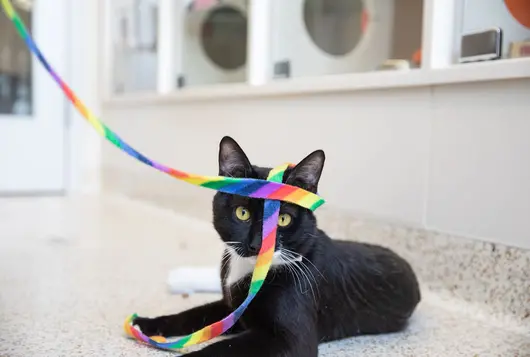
[
  {"left": 278, "top": 253, "right": 298, "bottom": 288},
  {"left": 280, "top": 253, "right": 304, "bottom": 295},
  {"left": 292, "top": 262, "right": 314, "bottom": 300},
  {"left": 221, "top": 250, "right": 231, "bottom": 273},
  {"left": 280, "top": 249, "right": 319, "bottom": 304},
  {"left": 236, "top": 247, "right": 245, "bottom": 256},
  {"left": 279, "top": 249, "right": 315, "bottom": 299},
  {"left": 227, "top": 244, "right": 243, "bottom": 257},
  {"left": 299, "top": 260, "right": 320, "bottom": 300},
  {"left": 291, "top": 255, "right": 317, "bottom": 284},
  {"left": 221, "top": 258, "right": 230, "bottom": 270},
  {"left": 285, "top": 251, "right": 318, "bottom": 287},
  {"left": 281, "top": 247, "right": 326, "bottom": 281},
  {"left": 293, "top": 259, "right": 317, "bottom": 303},
  {"left": 279, "top": 249, "right": 301, "bottom": 261}
]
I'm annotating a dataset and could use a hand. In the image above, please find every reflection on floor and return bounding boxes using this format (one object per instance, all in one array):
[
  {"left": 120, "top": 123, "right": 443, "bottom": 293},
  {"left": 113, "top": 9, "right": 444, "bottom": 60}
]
[{"left": 0, "top": 196, "right": 528, "bottom": 356}]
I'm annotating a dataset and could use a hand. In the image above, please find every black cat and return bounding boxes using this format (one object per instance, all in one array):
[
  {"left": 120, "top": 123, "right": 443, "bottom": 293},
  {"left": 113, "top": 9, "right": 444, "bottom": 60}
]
[{"left": 134, "top": 136, "right": 421, "bottom": 356}]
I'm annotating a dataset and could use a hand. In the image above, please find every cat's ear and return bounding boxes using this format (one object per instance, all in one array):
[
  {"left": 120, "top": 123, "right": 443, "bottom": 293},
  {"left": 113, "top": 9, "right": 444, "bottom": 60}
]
[
  {"left": 218, "top": 136, "right": 253, "bottom": 177},
  {"left": 286, "top": 150, "right": 325, "bottom": 193}
]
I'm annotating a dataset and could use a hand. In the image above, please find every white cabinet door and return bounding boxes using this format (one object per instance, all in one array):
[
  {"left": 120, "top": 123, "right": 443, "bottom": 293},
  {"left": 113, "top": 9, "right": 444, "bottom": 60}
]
[{"left": 0, "top": 0, "right": 68, "bottom": 193}]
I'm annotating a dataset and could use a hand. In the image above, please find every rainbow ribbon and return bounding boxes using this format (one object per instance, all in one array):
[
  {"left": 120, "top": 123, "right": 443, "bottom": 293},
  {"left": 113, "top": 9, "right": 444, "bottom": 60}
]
[
  {"left": 1, "top": 0, "right": 325, "bottom": 352},
  {"left": 124, "top": 164, "right": 287, "bottom": 350}
]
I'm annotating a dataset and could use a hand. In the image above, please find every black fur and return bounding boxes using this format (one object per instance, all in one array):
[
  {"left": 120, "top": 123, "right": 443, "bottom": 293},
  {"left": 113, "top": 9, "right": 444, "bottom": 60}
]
[{"left": 134, "top": 136, "right": 421, "bottom": 356}]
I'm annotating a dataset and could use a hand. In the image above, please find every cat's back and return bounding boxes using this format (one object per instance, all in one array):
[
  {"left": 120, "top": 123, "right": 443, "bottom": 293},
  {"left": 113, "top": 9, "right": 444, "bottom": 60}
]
[
  {"left": 313, "top": 237, "right": 421, "bottom": 340},
  {"left": 325, "top": 239, "right": 421, "bottom": 309}
]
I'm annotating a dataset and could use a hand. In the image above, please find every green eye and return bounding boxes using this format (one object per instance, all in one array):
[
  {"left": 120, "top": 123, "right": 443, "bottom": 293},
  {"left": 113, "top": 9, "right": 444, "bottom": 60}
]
[
  {"left": 278, "top": 213, "right": 292, "bottom": 227},
  {"left": 235, "top": 206, "right": 251, "bottom": 221}
]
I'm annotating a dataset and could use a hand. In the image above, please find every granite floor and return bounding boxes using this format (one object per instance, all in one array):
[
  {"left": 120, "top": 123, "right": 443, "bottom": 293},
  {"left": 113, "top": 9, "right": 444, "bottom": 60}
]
[{"left": 0, "top": 196, "right": 528, "bottom": 357}]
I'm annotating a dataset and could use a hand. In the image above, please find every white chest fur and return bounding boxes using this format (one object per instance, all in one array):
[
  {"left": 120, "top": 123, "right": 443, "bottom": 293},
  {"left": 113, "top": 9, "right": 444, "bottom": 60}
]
[
  {"left": 225, "top": 248, "right": 302, "bottom": 287},
  {"left": 226, "top": 253, "right": 256, "bottom": 286}
]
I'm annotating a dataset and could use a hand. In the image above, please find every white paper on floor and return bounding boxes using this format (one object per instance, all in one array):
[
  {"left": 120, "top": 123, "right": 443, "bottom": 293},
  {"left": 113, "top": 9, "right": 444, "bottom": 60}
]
[{"left": 167, "top": 266, "right": 222, "bottom": 295}]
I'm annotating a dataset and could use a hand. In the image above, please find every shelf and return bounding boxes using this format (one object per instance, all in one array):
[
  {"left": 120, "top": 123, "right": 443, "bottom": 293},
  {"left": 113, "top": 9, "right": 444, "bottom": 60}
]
[{"left": 104, "top": 57, "right": 530, "bottom": 107}]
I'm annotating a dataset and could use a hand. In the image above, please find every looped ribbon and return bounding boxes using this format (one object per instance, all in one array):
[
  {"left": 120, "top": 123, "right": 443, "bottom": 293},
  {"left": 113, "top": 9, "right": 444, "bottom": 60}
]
[{"left": 123, "top": 163, "right": 290, "bottom": 350}]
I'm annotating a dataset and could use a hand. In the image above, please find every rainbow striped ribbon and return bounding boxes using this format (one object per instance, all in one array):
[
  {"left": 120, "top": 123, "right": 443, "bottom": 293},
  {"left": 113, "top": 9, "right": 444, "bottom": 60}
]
[
  {"left": 123, "top": 164, "right": 286, "bottom": 350},
  {"left": 0, "top": 0, "right": 325, "bottom": 352}
]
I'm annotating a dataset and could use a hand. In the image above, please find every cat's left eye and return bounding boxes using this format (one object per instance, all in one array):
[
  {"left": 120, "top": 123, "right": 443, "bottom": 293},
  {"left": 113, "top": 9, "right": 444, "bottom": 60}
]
[
  {"left": 235, "top": 206, "right": 251, "bottom": 221},
  {"left": 278, "top": 213, "right": 292, "bottom": 227}
]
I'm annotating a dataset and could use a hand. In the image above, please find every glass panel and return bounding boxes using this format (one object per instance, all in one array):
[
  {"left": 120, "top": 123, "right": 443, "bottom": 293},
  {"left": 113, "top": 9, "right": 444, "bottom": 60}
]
[
  {"left": 460, "top": 0, "right": 530, "bottom": 63},
  {"left": 111, "top": 0, "right": 159, "bottom": 94},
  {"left": 271, "top": 0, "right": 424, "bottom": 79},
  {"left": 180, "top": 0, "right": 248, "bottom": 87},
  {"left": 0, "top": 0, "right": 33, "bottom": 116}
]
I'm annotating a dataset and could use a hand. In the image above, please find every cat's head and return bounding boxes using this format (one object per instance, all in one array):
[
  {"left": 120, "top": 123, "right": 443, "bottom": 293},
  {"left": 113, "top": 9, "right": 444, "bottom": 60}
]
[{"left": 212, "top": 136, "right": 325, "bottom": 260}]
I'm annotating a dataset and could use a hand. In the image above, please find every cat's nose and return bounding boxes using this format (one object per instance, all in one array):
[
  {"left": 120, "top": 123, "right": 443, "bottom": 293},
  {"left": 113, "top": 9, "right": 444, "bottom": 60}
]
[{"left": 248, "top": 239, "right": 261, "bottom": 254}]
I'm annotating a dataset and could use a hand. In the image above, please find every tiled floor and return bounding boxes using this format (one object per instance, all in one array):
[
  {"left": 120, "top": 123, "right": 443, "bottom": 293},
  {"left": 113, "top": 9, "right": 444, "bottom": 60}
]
[{"left": 0, "top": 196, "right": 528, "bottom": 357}]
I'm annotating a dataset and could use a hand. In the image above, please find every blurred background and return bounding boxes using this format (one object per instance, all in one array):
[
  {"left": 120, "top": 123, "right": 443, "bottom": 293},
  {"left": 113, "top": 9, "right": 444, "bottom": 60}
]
[
  {"left": 0, "top": 0, "right": 529, "bottom": 355},
  {"left": 2, "top": 0, "right": 528, "bottom": 245}
]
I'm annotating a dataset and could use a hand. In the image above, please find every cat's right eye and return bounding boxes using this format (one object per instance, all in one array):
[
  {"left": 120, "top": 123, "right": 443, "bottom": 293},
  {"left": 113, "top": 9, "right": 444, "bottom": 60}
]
[{"left": 235, "top": 206, "right": 251, "bottom": 221}]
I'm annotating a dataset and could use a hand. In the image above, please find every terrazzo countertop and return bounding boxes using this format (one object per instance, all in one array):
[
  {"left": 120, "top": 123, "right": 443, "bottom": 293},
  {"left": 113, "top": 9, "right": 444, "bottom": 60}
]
[{"left": 0, "top": 196, "right": 528, "bottom": 356}]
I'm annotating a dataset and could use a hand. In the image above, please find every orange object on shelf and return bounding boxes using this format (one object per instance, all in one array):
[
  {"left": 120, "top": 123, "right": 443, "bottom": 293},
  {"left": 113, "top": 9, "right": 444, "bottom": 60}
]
[
  {"left": 412, "top": 48, "right": 422, "bottom": 66},
  {"left": 504, "top": 0, "right": 530, "bottom": 29},
  {"left": 361, "top": 9, "right": 369, "bottom": 33}
]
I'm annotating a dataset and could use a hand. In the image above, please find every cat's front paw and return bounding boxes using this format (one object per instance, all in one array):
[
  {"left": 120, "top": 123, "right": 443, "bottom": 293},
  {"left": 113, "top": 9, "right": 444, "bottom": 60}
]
[{"left": 132, "top": 316, "right": 167, "bottom": 337}]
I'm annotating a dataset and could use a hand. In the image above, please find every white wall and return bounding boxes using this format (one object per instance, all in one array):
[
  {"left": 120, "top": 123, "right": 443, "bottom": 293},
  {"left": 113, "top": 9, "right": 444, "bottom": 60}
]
[
  {"left": 65, "top": 0, "right": 103, "bottom": 193},
  {"left": 101, "top": 78, "right": 530, "bottom": 250}
]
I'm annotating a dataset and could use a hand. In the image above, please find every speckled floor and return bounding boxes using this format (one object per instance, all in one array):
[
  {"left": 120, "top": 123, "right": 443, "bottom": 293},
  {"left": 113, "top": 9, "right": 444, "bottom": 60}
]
[{"left": 0, "top": 196, "right": 528, "bottom": 357}]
